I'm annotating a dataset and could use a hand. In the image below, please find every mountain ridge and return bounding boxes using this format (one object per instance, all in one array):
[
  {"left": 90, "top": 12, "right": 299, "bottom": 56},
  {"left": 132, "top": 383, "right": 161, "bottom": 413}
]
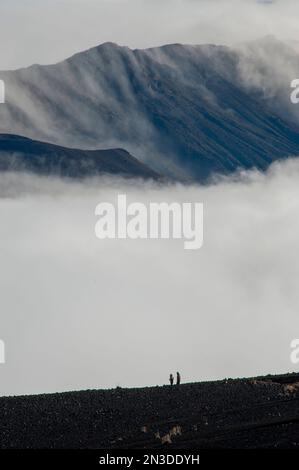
[
  {"left": 1, "top": 38, "right": 299, "bottom": 181},
  {"left": 0, "top": 133, "right": 160, "bottom": 179}
]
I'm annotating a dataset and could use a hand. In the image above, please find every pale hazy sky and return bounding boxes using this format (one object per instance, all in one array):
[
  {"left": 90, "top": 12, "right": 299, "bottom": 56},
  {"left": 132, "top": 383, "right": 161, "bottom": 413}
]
[{"left": 0, "top": 0, "right": 298, "bottom": 69}]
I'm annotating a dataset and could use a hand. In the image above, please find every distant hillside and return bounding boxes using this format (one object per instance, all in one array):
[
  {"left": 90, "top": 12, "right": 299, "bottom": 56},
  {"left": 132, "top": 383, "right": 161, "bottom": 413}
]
[
  {"left": 0, "top": 134, "right": 160, "bottom": 179},
  {"left": 1, "top": 38, "right": 299, "bottom": 181},
  {"left": 1, "top": 373, "right": 299, "bottom": 448}
]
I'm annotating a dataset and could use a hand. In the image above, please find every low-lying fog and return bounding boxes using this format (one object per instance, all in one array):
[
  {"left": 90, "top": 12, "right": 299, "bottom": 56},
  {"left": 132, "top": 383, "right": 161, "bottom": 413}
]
[{"left": 1, "top": 159, "right": 299, "bottom": 396}]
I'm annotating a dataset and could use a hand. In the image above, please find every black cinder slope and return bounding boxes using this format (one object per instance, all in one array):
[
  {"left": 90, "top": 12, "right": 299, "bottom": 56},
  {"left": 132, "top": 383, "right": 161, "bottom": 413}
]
[
  {"left": 1, "top": 373, "right": 299, "bottom": 449},
  {"left": 0, "top": 134, "right": 160, "bottom": 179}
]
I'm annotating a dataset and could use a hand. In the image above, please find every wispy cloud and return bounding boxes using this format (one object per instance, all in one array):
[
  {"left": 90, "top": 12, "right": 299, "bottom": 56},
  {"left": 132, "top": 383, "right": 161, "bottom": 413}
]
[{"left": 0, "top": 0, "right": 297, "bottom": 70}]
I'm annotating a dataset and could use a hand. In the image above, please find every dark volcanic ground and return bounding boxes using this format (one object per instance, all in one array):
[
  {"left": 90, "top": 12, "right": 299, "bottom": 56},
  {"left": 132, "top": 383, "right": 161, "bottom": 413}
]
[{"left": 1, "top": 373, "right": 299, "bottom": 449}]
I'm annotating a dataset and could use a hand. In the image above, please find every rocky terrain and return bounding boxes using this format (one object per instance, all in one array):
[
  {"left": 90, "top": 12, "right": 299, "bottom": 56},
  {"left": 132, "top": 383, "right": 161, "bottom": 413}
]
[{"left": 1, "top": 373, "right": 299, "bottom": 448}]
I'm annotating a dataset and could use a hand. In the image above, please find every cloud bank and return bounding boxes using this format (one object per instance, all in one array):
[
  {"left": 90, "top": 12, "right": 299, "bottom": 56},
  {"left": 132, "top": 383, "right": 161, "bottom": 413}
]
[
  {"left": 0, "top": 0, "right": 298, "bottom": 70},
  {"left": 0, "top": 159, "right": 299, "bottom": 396}
]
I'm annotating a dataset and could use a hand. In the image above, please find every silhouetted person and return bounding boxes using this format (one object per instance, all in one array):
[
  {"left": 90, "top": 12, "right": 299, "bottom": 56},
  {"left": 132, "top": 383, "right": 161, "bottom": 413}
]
[
  {"left": 169, "top": 374, "right": 174, "bottom": 386},
  {"left": 176, "top": 371, "right": 181, "bottom": 385}
]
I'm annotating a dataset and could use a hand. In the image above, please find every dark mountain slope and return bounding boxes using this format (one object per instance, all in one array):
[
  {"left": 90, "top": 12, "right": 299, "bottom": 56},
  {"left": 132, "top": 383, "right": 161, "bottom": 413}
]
[
  {"left": 0, "top": 134, "right": 160, "bottom": 179},
  {"left": 1, "top": 373, "right": 299, "bottom": 448},
  {"left": 1, "top": 39, "right": 299, "bottom": 181}
]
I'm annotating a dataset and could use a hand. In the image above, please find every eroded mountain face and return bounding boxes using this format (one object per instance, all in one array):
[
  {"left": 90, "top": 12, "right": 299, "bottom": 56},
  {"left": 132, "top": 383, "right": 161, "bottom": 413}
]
[{"left": 1, "top": 37, "right": 299, "bottom": 181}]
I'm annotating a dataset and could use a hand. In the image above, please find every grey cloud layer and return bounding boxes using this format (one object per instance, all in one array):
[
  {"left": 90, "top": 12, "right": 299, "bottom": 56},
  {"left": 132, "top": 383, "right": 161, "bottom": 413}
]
[
  {"left": 0, "top": 160, "right": 299, "bottom": 396},
  {"left": 0, "top": 0, "right": 298, "bottom": 69}
]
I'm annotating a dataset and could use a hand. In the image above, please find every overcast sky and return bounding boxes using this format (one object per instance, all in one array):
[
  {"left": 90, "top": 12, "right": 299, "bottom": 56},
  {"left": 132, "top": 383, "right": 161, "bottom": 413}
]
[{"left": 0, "top": 0, "right": 298, "bottom": 70}]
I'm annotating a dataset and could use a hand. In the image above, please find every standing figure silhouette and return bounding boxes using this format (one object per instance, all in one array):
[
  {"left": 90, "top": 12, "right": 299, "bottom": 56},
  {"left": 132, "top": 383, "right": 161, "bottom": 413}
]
[{"left": 176, "top": 371, "right": 181, "bottom": 385}]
